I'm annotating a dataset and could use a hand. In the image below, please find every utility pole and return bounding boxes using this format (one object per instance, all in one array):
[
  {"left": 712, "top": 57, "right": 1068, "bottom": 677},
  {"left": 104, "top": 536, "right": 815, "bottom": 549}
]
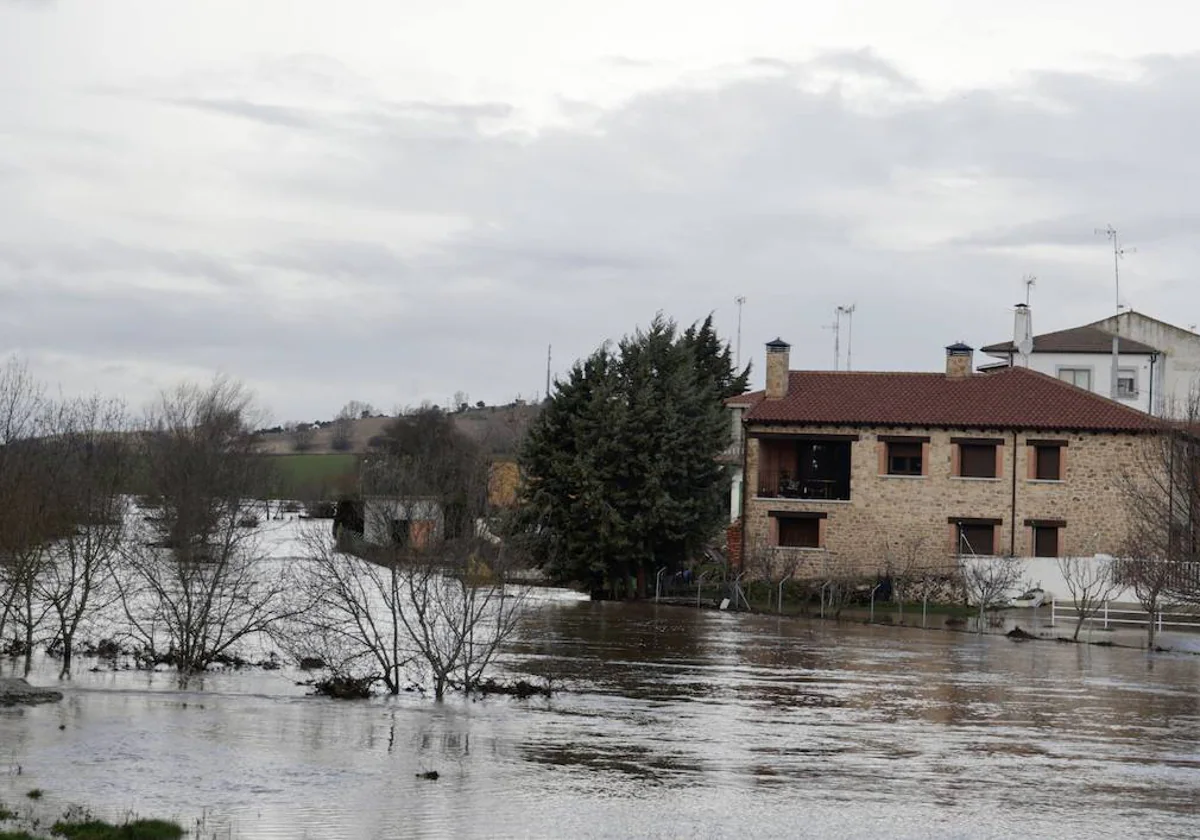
[
  {"left": 734, "top": 295, "right": 746, "bottom": 370},
  {"left": 837, "top": 304, "right": 857, "bottom": 371},
  {"left": 1095, "top": 226, "right": 1135, "bottom": 400}
]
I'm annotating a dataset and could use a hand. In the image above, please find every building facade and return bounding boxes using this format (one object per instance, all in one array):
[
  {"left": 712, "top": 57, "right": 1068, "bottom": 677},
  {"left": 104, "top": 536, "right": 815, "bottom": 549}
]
[
  {"left": 732, "top": 339, "right": 1162, "bottom": 580},
  {"left": 982, "top": 307, "right": 1200, "bottom": 417},
  {"left": 1087, "top": 311, "right": 1200, "bottom": 416}
]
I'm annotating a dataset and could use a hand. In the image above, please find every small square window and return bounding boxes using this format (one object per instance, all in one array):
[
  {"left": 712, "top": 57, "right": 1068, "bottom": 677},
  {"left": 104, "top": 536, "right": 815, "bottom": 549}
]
[
  {"left": 887, "top": 441, "right": 923, "bottom": 476},
  {"left": 957, "top": 522, "right": 995, "bottom": 555},
  {"left": 778, "top": 517, "right": 820, "bottom": 548},
  {"left": 959, "top": 444, "right": 997, "bottom": 478},
  {"left": 1117, "top": 369, "right": 1138, "bottom": 398},
  {"left": 1033, "top": 526, "right": 1060, "bottom": 558},
  {"left": 1035, "top": 446, "right": 1061, "bottom": 481}
]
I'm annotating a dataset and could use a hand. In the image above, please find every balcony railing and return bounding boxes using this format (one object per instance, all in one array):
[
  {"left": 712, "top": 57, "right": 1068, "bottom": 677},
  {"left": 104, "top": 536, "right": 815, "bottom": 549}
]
[
  {"left": 756, "top": 468, "right": 850, "bottom": 500},
  {"left": 718, "top": 440, "right": 744, "bottom": 464}
]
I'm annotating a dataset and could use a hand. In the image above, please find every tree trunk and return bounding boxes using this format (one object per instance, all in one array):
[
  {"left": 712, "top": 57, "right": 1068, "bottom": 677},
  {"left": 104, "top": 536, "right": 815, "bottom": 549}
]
[
  {"left": 60, "top": 635, "right": 73, "bottom": 680},
  {"left": 22, "top": 593, "right": 33, "bottom": 677}
]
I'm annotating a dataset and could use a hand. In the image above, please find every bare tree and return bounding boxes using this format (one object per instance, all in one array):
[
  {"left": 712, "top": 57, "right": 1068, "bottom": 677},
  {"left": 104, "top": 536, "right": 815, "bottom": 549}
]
[
  {"left": 330, "top": 401, "right": 373, "bottom": 452},
  {"left": 0, "top": 359, "right": 59, "bottom": 673},
  {"left": 958, "top": 554, "right": 1027, "bottom": 633},
  {"left": 116, "top": 379, "right": 299, "bottom": 685},
  {"left": 0, "top": 357, "right": 45, "bottom": 649},
  {"left": 288, "top": 422, "right": 316, "bottom": 453},
  {"left": 882, "top": 535, "right": 929, "bottom": 623},
  {"left": 292, "top": 407, "right": 529, "bottom": 699},
  {"left": 36, "top": 396, "right": 132, "bottom": 677},
  {"left": 1121, "top": 391, "right": 1200, "bottom": 647},
  {"left": 1057, "top": 554, "right": 1121, "bottom": 642},
  {"left": 286, "top": 526, "right": 414, "bottom": 695}
]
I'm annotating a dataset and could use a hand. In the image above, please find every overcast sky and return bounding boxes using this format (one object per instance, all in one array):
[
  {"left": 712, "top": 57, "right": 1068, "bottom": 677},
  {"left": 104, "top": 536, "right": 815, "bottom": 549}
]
[{"left": 3, "top": 0, "right": 1199, "bottom": 423}]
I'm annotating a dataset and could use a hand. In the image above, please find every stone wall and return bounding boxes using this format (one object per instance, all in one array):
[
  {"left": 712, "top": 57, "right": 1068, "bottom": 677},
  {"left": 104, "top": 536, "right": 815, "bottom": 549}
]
[{"left": 741, "top": 423, "right": 1153, "bottom": 580}]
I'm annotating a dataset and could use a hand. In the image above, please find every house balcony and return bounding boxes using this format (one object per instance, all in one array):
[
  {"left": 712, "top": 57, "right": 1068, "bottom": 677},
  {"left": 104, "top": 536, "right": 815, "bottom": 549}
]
[{"left": 756, "top": 467, "right": 850, "bottom": 501}]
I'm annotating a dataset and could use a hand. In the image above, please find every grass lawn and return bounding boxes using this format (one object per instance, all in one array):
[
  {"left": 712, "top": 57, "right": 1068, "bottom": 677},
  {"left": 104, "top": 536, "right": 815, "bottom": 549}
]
[{"left": 267, "top": 452, "right": 360, "bottom": 500}]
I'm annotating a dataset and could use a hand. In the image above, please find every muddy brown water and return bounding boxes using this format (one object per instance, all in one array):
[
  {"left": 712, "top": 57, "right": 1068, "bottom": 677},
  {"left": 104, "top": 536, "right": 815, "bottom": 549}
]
[{"left": 2, "top": 597, "right": 1199, "bottom": 839}]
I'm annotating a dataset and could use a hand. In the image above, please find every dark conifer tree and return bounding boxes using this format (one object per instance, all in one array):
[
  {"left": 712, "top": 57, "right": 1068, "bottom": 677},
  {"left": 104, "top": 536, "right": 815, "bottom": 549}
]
[{"left": 518, "top": 314, "right": 747, "bottom": 596}]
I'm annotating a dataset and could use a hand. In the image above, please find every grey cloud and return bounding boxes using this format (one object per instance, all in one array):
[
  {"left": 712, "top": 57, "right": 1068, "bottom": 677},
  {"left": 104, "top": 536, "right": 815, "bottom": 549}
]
[
  {"left": 9, "top": 48, "right": 1200, "bottom": 419},
  {"left": 0, "top": 241, "right": 245, "bottom": 287},
  {"left": 250, "top": 240, "right": 410, "bottom": 281},
  {"left": 163, "top": 97, "right": 322, "bottom": 129}
]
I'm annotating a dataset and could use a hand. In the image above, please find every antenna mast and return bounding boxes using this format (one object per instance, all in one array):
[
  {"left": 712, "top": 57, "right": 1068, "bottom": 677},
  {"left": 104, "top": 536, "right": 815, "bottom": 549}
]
[
  {"left": 837, "top": 304, "right": 857, "bottom": 371},
  {"left": 1095, "top": 225, "right": 1135, "bottom": 401},
  {"left": 545, "top": 344, "right": 552, "bottom": 401},
  {"left": 734, "top": 295, "right": 746, "bottom": 369},
  {"left": 1024, "top": 274, "right": 1036, "bottom": 306},
  {"left": 823, "top": 309, "right": 842, "bottom": 371}
]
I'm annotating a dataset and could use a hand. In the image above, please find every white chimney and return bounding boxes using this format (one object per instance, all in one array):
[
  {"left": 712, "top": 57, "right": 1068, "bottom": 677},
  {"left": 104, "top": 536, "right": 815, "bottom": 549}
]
[{"left": 1013, "top": 303, "right": 1033, "bottom": 366}]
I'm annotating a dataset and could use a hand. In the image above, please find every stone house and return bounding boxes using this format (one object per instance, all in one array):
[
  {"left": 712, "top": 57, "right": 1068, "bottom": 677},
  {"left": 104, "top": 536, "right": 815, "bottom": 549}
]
[{"left": 728, "top": 339, "right": 1163, "bottom": 579}]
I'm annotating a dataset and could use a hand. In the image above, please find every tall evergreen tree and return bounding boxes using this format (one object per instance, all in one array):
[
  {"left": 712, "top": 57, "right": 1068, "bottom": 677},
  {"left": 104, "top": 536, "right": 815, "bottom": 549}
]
[{"left": 518, "top": 314, "right": 748, "bottom": 596}]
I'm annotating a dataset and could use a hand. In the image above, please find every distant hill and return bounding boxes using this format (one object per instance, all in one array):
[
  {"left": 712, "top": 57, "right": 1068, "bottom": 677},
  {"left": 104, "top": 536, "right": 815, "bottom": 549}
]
[{"left": 254, "top": 403, "right": 542, "bottom": 458}]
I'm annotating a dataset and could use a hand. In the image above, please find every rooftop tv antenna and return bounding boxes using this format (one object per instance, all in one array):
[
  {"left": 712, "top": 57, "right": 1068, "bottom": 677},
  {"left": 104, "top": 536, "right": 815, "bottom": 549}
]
[
  {"left": 822, "top": 310, "right": 842, "bottom": 371},
  {"left": 1095, "top": 225, "right": 1135, "bottom": 400},
  {"left": 1024, "top": 274, "right": 1036, "bottom": 306},
  {"left": 734, "top": 295, "right": 746, "bottom": 369},
  {"left": 836, "top": 304, "right": 857, "bottom": 370}
]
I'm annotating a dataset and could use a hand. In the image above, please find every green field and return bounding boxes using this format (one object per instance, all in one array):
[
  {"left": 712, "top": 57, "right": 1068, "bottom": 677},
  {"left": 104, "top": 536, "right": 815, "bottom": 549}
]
[{"left": 267, "top": 453, "right": 361, "bottom": 500}]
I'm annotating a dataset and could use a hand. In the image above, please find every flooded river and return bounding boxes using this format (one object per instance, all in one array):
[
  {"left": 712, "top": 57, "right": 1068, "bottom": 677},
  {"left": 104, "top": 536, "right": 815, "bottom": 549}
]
[{"left": 2, "top": 598, "right": 1199, "bottom": 839}]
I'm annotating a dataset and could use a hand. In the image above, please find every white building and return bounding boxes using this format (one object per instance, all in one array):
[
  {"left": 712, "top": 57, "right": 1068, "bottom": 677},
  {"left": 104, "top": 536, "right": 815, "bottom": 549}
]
[
  {"left": 981, "top": 307, "right": 1200, "bottom": 417},
  {"left": 1086, "top": 311, "right": 1200, "bottom": 416}
]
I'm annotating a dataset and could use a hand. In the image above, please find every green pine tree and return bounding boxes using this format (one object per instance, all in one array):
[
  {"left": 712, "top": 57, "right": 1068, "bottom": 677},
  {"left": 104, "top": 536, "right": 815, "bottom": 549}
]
[{"left": 517, "top": 314, "right": 747, "bottom": 597}]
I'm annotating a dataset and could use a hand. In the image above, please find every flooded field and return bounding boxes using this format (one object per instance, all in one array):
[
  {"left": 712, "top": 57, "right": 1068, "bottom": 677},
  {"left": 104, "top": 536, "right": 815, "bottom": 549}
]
[{"left": 2, "top": 599, "right": 1199, "bottom": 839}]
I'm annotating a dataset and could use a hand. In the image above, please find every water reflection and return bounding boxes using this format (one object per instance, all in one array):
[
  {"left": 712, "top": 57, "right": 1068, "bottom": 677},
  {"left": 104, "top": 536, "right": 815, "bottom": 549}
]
[{"left": 1, "top": 598, "right": 1199, "bottom": 839}]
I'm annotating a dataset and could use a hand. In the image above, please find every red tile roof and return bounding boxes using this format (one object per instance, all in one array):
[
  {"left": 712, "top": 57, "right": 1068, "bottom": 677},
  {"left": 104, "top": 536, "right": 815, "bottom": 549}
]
[{"left": 733, "top": 366, "right": 1163, "bottom": 433}]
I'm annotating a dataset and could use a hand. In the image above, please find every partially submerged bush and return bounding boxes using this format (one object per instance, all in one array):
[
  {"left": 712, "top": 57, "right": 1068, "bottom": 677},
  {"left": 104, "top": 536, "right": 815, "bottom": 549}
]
[
  {"left": 50, "top": 818, "right": 184, "bottom": 840},
  {"left": 311, "top": 675, "right": 376, "bottom": 700}
]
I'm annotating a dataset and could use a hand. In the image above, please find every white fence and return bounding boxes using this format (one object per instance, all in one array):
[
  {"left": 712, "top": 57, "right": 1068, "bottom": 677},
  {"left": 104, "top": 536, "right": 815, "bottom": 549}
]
[{"left": 1049, "top": 599, "right": 1200, "bottom": 632}]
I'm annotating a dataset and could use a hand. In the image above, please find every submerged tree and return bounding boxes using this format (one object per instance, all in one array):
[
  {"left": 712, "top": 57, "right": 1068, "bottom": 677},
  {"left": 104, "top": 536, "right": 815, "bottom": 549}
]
[
  {"left": 518, "top": 314, "right": 748, "bottom": 597},
  {"left": 116, "top": 379, "right": 298, "bottom": 685},
  {"left": 37, "top": 396, "right": 132, "bottom": 678},
  {"left": 0, "top": 357, "right": 59, "bottom": 673},
  {"left": 959, "top": 555, "right": 1027, "bottom": 633},
  {"left": 1057, "top": 553, "right": 1121, "bottom": 642},
  {"left": 1121, "top": 392, "right": 1200, "bottom": 648},
  {"left": 290, "top": 407, "right": 529, "bottom": 699}
]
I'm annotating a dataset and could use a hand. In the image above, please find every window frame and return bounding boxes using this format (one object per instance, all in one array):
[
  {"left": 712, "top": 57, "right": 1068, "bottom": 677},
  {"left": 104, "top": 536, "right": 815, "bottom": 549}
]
[
  {"left": 1117, "top": 367, "right": 1138, "bottom": 399},
  {"left": 956, "top": 439, "right": 1000, "bottom": 479},
  {"left": 771, "top": 511, "right": 827, "bottom": 550},
  {"left": 1056, "top": 366, "right": 1093, "bottom": 390},
  {"left": 955, "top": 521, "right": 997, "bottom": 556},
  {"left": 1025, "top": 519, "right": 1066, "bottom": 558},
  {"left": 886, "top": 440, "right": 924, "bottom": 476},
  {"left": 1035, "top": 445, "right": 1062, "bottom": 481},
  {"left": 1033, "top": 526, "right": 1059, "bottom": 558}
]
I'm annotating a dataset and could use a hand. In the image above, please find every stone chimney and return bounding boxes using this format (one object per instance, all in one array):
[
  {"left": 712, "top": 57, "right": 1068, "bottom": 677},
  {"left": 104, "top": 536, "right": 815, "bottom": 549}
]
[
  {"left": 765, "top": 338, "right": 791, "bottom": 399},
  {"left": 945, "top": 342, "right": 974, "bottom": 379},
  {"left": 1013, "top": 303, "right": 1033, "bottom": 366}
]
